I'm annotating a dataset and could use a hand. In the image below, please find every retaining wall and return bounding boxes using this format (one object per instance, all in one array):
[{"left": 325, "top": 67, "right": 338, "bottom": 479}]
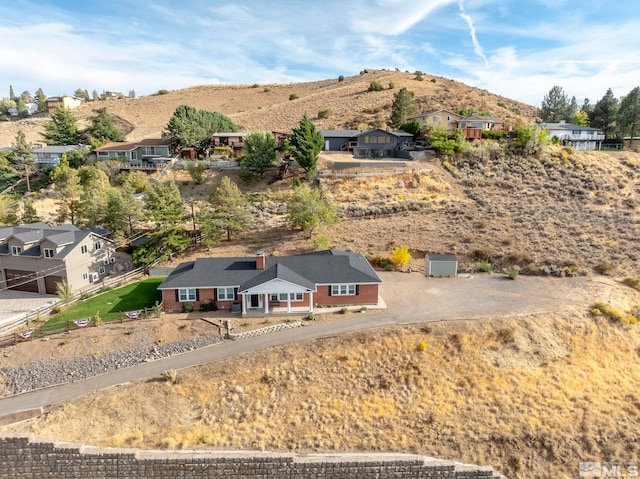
[
  {"left": 0, "top": 435, "right": 506, "bottom": 478},
  {"left": 227, "top": 320, "right": 302, "bottom": 340}
]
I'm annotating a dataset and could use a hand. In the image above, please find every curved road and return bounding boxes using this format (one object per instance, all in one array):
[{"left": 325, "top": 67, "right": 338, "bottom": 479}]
[{"left": 0, "top": 272, "right": 605, "bottom": 417}]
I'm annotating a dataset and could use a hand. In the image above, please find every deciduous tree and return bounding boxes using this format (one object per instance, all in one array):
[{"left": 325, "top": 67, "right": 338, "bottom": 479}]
[
  {"left": 242, "top": 130, "right": 277, "bottom": 177},
  {"left": 286, "top": 185, "right": 339, "bottom": 238},
  {"left": 163, "top": 105, "right": 238, "bottom": 149}
]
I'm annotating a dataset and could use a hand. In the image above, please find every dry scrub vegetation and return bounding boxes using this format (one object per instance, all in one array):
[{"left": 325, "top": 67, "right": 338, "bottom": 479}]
[{"left": 8, "top": 308, "right": 640, "bottom": 479}]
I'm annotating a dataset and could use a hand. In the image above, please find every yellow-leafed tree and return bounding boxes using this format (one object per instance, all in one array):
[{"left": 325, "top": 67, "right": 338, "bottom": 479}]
[{"left": 391, "top": 246, "right": 411, "bottom": 269}]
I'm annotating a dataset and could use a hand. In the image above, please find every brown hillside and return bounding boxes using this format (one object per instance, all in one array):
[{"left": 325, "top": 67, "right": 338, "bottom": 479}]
[{"left": 0, "top": 70, "right": 537, "bottom": 146}]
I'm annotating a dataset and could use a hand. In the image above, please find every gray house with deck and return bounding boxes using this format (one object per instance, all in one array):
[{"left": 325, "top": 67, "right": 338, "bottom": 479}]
[{"left": 321, "top": 129, "right": 413, "bottom": 158}]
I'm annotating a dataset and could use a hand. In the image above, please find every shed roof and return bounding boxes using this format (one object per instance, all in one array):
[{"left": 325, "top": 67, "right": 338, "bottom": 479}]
[{"left": 426, "top": 254, "right": 457, "bottom": 262}]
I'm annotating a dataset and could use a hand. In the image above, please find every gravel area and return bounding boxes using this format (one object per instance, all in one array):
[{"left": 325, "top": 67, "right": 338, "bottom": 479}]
[{"left": 0, "top": 334, "right": 223, "bottom": 396}]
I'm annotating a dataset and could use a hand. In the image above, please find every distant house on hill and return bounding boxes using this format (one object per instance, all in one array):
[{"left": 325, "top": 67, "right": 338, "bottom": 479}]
[
  {"left": 46, "top": 96, "right": 83, "bottom": 112},
  {"left": 541, "top": 122, "right": 604, "bottom": 150},
  {"left": 33, "top": 145, "right": 85, "bottom": 168},
  {"left": 320, "top": 128, "right": 413, "bottom": 158},
  {"left": 7, "top": 103, "right": 38, "bottom": 117},
  {"left": 409, "top": 109, "right": 504, "bottom": 140},
  {"left": 94, "top": 139, "right": 173, "bottom": 170}
]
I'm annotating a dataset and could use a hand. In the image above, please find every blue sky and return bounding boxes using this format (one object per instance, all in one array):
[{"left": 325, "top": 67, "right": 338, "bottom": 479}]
[{"left": 1, "top": 0, "right": 639, "bottom": 106}]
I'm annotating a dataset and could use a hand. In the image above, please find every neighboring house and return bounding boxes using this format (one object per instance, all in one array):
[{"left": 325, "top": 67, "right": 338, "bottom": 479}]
[
  {"left": 321, "top": 129, "right": 414, "bottom": 158},
  {"left": 46, "top": 96, "right": 83, "bottom": 112},
  {"left": 0, "top": 223, "right": 117, "bottom": 295},
  {"left": 410, "top": 110, "right": 504, "bottom": 140},
  {"left": 7, "top": 103, "right": 38, "bottom": 117},
  {"left": 211, "top": 131, "right": 289, "bottom": 157},
  {"left": 212, "top": 132, "right": 251, "bottom": 157},
  {"left": 410, "top": 109, "right": 463, "bottom": 129},
  {"left": 94, "top": 139, "right": 173, "bottom": 165},
  {"left": 33, "top": 145, "right": 85, "bottom": 168},
  {"left": 158, "top": 250, "right": 382, "bottom": 316},
  {"left": 541, "top": 122, "right": 605, "bottom": 151}
]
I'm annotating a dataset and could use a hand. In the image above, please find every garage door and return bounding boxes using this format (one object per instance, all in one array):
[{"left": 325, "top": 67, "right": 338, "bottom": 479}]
[
  {"left": 5, "top": 269, "right": 39, "bottom": 293},
  {"left": 45, "top": 276, "right": 64, "bottom": 295}
]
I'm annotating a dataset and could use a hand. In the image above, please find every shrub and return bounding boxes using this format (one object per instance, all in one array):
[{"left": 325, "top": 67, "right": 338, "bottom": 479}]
[
  {"left": 313, "top": 233, "right": 329, "bottom": 250},
  {"left": 289, "top": 93, "right": 299, "bottom": 101},
  {"left": 367, "top": 81, "right": 383, "bottom": 92},
  {"left": 187, "top": 162, "right": 206, "bottom": 184},
  {"left": 477, "top": 261, "right": 492, "bottom": 273},
  {"left": 263, "top": 87, "right": 270, "bottom": 93},
  {"left": 162, "top": 369, "right": 178, "bottom": 384},
  {"left": 92, "top": 312, "right": 102, "bottom": 327},
  {"left": 592, "top": 301, "right": 637, "bottom": 325},
  {"left": 388, "top": 81, "right": 395, "bottom": 89},
  {"left": 251, "top": 83, "right": 259, "bottom": 88},
  {"left": 506, "top": 266, "right": 519, "bottom": 280},
  {"left": 156, "top": 89, "right": 169, "bottom": 95},
  {"left": 182, "top": 302, "right": 194, "bottom": 313},
  {"left": 482, "top": 130, "right": 508, "bottom": 140},
  {"left": 339, "top": 307, "right": 348, "bottom": 315},
  {"left": 622, "top": 277, "right": 640, "bottom": 291},
  {"left": 51, "top": 304, "right": 67, "bottom": 315},
  {"left": 338, "top": 75, "right": 344, "bottom": 82},
  {"left": 391, "top": 246, "right": 411, "bottom": 268},
  {"left": 594, "top": 260, "right": 613, "bottom": 275},
  {"left": 199, "top": 300, "right": 218, "bottom": 312},
  {"left": 317, "top": 109, "right": 332, "bottom": 119},
  {"left": 416, "top": 341, "right": 427, "bottom": 352},
  {"left": 414, "top": 72, "right": 424, "bottom": 81}
]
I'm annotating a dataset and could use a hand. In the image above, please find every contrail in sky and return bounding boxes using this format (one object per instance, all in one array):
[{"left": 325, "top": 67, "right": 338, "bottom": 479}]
[{"left": 458, "top": 0, "right": 489, "bottom": 67}]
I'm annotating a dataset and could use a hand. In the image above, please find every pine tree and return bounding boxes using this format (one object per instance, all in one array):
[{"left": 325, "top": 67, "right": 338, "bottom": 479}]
[
  {"left": 21, "top": 198, "right": 40, "bottom": 224},
  {"left": 35, "top": 88, "right": 47, "bottom": 112},
  {"left": 42, "top": 107, "right": 85, "bottom": 145},
  {"left": 619, "top": 86, "right": 640, "bottom": 149},
  {"left": 242, "top": 131, "right": 277, "bottom": 177},
  {"left": 390, "top": 87, "right": 418, "bottom": 128},
  {"left": 84, "top": 107, "right": 125, "bottom": 143},
  {"left": 9, "top": 85, "right": 15, "bottom": 100},
  {"left": 541, "top": 86, "right": 570, "bottom": 122},
  {"left": 288, "top": 114, "right": 323, "bottom": 179},
  {"left": 10, "top": 130, "right": 35, "bottom": 192},
  {"left": 207, "top": 176, "right": 247, "bottom": 241}
]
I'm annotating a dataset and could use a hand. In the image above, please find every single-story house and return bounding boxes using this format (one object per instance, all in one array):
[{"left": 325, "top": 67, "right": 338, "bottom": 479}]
[
  {"left": 33, "top": 145, "right": 85, "bottom": 168},
  {"left": 541, "top": 122, "right": 604, "bottom": 150},
  {"left": 410, "top": 110, "right": 504, "bottom": 140},
  {"left": 425, "top": 254, "right": 457, "bottom": 277},
  {"left": 94, "top": 139, "right": 173, "bottom": 162},
  {"left": 321, "top": 129, "right": 414, "bottom": 158},
  {"left": 7, "top": 103, "right": 38, "bottom": 117},
  {"left": 158, "top": 250, "right": 383, "bottom": 316}
]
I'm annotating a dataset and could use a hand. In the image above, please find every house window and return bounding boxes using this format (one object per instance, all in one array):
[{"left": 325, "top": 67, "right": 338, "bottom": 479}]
[
  {"left": 43, "top": 248, "right": 55, "bottom": 258},
  {"left": 81, "top": 245, "right": 88, "bottom": 254},
  {"left": 11, "top": 245, "right": 22, "bottom": 256},
  {"left": 99, "top": 266, "right": 106, "bottom": 275},
  {"left": 97, "top": 151, "right": 109, "bottom": 157},
  {"left": 94, "top": 240, "right": 102, "bottom": 251},
  {"left": 82, "top": 272, "right": 88, "bottom": 280},
  {"left": 293, "top": 293, "right": 303, "bottom": 301},
  {"left": 217, "top": 287, "right": 235, "bottom": 301},
  {"left": 331, "top": 284, "right": 356, "bottom": 296},
  {"left": 270, "top": 292, "right": 304, "bottom": 302},
  {"left": 178, "top": 288, "right": 197, "bottom": 302}
]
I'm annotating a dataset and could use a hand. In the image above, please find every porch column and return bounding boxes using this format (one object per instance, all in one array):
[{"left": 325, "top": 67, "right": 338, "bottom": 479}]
[
  {"left": 287, "top": 296, "right": 291, "bottom": 313},
  {"left": 241, "top": 294, "right": 246, "bottom": 316},
  {"left": 309, "top": 291, "right": 314, "bottom": 313},
  {"left": 264, "top": 293, "right": 269, "bottom": 314}
]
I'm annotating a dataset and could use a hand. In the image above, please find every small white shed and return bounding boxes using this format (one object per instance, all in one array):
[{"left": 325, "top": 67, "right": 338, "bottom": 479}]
[{"left": 425, "top": 254, "right": 458, "bottom": 277}]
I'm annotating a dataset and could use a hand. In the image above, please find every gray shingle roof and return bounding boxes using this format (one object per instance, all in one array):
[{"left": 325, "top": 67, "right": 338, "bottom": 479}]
[
  {"left": 158, "top": 250, "right": 382, "bottom": 291},
  {"left": 540, "top": 123, "right": 600, "bottom": 132},
  {"left": 0, "top": 223, "right": 102, "bottom": 258}
]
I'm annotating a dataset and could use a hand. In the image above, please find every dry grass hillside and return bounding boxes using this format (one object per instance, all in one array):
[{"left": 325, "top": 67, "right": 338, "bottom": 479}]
[{"left": 0, "top": 70, "right": 538, "bottom": 146}]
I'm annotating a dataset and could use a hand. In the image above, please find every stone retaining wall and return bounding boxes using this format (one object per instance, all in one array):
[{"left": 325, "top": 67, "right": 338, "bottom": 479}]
[
  {"left": 0, "top": 435, "right": 506, "bottom": 478},
  {"left": 228, "top": 320, "right": 302, "bottom": 340}
]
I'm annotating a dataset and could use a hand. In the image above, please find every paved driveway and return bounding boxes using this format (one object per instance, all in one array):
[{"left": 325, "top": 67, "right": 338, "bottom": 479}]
[
  {"left": 0, "top": 290, "right": 57, "bottom": 332},
  {"left": 0, "top": 272, "right": 610, "bottom": 417}
]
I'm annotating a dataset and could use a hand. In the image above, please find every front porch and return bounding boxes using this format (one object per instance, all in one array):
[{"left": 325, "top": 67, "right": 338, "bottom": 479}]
[{"left": 238, "top": 291, "right": 314, "bottom": 317}]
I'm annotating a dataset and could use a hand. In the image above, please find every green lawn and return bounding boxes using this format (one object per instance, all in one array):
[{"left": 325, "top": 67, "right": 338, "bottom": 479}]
[{"left": 44, "top": 278, "right": 164, "bottom": 332}]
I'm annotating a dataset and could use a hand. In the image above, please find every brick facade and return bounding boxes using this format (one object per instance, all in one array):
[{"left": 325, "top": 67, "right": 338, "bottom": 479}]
[
  {"left": 0, "top": 435, "right": 505, "bottom": 478},
  {"left": 314, "top": 283, "right": 379, "bottom": 306}
]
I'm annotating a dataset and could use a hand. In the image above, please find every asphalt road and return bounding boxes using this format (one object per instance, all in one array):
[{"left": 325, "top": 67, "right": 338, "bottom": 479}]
[{"left": 0, "top": 272, "right": 600, "bottom": 417}]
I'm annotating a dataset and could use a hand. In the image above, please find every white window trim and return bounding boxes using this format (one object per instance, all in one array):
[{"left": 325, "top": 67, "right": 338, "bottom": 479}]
[
  {"left": 217, "top": 287, "right": 235, "bottom": 301},
  {"left": 94, "top": 241, "right": 102, "bottom": 251},
  {"left": 331, "top": 284, "right": 357, "bottom": 296},
  {"left": 178, "top": 288, "right": 197, "bottom": 302},
  {"left": 98, "top": 266, "right": 106, "bottom": 275},
  {"left": 11, "top": 245, "right": 22, "bottom": 256},
  {"left": 43, "top": 248, "right": 54, "bottom": 258}
]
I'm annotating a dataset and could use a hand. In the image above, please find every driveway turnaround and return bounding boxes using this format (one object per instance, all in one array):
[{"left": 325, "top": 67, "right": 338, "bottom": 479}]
[{"left": 0, "top": 272, "right": 605, "bottom": 417}]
